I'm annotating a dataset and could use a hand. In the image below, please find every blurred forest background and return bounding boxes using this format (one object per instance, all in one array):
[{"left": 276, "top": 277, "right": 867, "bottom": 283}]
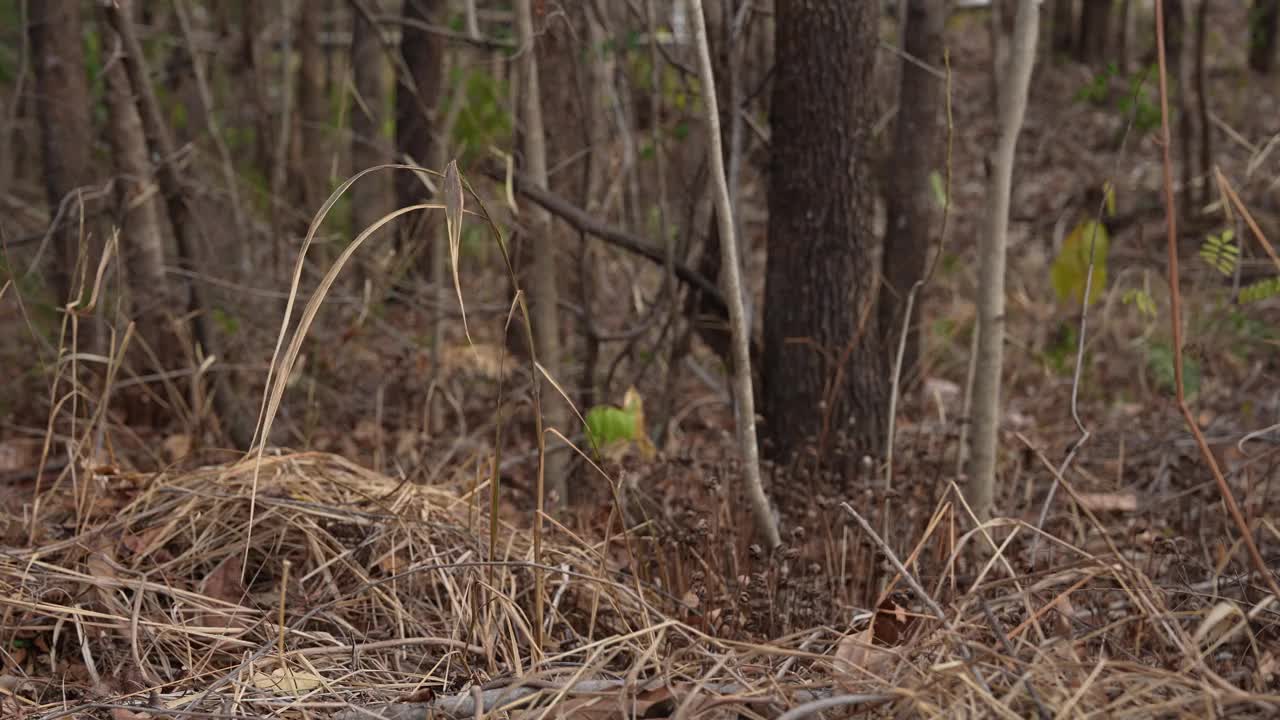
[{"left": 3, "top": 1, "right": 1280, "bottom": 716}]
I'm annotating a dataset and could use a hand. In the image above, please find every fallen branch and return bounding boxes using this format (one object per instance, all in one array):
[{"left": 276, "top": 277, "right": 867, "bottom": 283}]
[{"left": 486, "top": 168, "right": 729, "bottom": 315}]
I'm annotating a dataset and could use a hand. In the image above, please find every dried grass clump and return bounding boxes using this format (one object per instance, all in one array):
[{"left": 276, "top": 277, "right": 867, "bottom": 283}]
[{"left": 2, "top": 454, "right": 1279, "bottom": 718}]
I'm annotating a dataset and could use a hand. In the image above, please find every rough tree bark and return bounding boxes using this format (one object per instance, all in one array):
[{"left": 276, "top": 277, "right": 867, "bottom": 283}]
[
  {"left": 1250, "top": 0, "right": 1280, "bottom": 74},
  {"left": 764, "top": 1, "right": 886, "bottom": 462},
  {"left": 350, "top": 0, "right": 392, "bottom": 285},
  {"left": 102, "top": 0, "right": 255, "bottom": 450},
  {"left": 30, "top": 0, "right": 95, "bottom": 307},
  {"left": 395, "top": 0, "right": 443, "bottom": 273},
  {"left": 515, "top": 0, "right": 569, "bottom": 507},
  {"left": 968, "top": 0, "right": 1039, "bottom": 521},
  {"left": 879, "top": 0, "right": 946, "bottom": 388},
  {"left": 1052, "top": 0, "right": 1075, "bottom": 57},
  {"left": 102, "top": 26, "right": 175, "bottom": 363},
  {"left": 295, "top": 1, "right": 329, "bottom": 219},
  {"left": 1076, "top": 0, "right": 1112, "bottom": 64}
]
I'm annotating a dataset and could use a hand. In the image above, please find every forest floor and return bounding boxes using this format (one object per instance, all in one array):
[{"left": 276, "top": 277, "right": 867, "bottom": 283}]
[{"left": 3, "top": 6, "right": 1280, "bottom": 718}]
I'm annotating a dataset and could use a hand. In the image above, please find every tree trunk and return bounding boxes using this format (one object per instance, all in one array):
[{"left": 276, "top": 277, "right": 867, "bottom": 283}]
[
  {"left": 102, "top": 28, "right": 176, "bottom": 366},
  {"left": 515, "top": 0, "right": 569, "bottom": 507},
  {"left": 395, "top": 0, "right": 444, "bottom": 274},
  {"left": 30, "top": 0, "right": 95, "bottom": 307},
  {"left": 968, "top": 0, "right": 1039, "bottom": 521},
  {"left": 1249, "top": 0, "right": 1279, "bottom": 74},
  {"left": 1117, "top": 0, "right": 1131, "bottom": 72},
  {"left": 1194, "top": 0, "right": 1211, "bottom": 210},
  {"left": 1076, "top": 0, "right": 1112, "bottom": 63},
  {"left": 102, "top": 0, "right": 255, "bottom": 450},
  {"left": 296, "top": 2, "right": 328, "bottom": 219},
  {"left": 764, "top": 0, "right": 886, "bottom": 462},
  {"left": 350, "top": 0, "right": 393, "bottom": 285},
  {"left": 689, "top": 0, "right": 781, "bottom": 549},
  {"left": 879, "top": 0, "right": 946, "bottom": 389},
  {"left": 1052, "top": 0, "right": 1075, "bottom": 57}
]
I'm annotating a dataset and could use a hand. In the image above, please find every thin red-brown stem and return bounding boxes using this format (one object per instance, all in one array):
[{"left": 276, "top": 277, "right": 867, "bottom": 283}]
[{"left": 1155, "top": 2, "right": 1280, "bottom": 603}]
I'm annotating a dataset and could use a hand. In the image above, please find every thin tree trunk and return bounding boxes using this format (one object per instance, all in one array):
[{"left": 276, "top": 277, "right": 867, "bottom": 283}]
[
  {"left": 969, "top": 0, "right": 1038, "bottom": 521},
  {"left": 689, "top": 0, "right": 780, "bottom": 551},
  {"left": 30, "top": 0, "right": 95, "bottom": 308},
  {"left": 1052, "top": 0, "right": 1075, "bottom": 57},
  {"left": 1250, "top": 0, "right": 1280, "bottom": 74},
  {"left": 350, "top": 0, "right": 393, "bottom": 287},
  {"left": 294, "top": 0, "right": 330, "bottom": 235},
  {"left": 1193, "top": 0, "right": 1211, "bottom": 210},
  {"left": 515, "top": 0, "right": 569, "bottom": 507},
  {"left": 1076, "top": 0, "right": 1111, "bottom": 64},
  {"left": 102, "top": 29, "right": 175, "bottom": 365},
  {"left": 102, "top": 0, "right": 255, "bottom": 450},
  {"left": 1117, "top": 0, "right": 1131, "bottom": 72},
  {"left": 879, "top": 0, "right": 946, "bottom": 388},
  {"left": 395, "top": 0, "right": 443, "bottom": 275}
]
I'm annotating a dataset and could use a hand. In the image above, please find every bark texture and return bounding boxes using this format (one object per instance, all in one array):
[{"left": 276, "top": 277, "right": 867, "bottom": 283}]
[
  {"left": 515, "top": 0, "right": 569, "bottom": 506},
  {"left": 1076, "top": 0, "right": 1112, "bottom": 63},
  {"left": 969, "top": 0, "right": 1039, "bottom": 520},
  {"left": 30, "top": 0, "right": 95, "bottom": 306},
  {"left": 764, "top": 0, "right": 886, "bottom": 462},
  {"left": 1250, "top": 0, "right": 1279, "bottom": 74},
  {"left": 296, "top": 1, "right": 329, "bottom": 217},
  {"left": 350, "top": 0, "right": 392, "bottom": 279},
  {"left": 880, "top": 0, "right": 946, "bottom": 388},
  {"left": 103, "top": 31, "right": 174, "bottom": 358},
  {"left": 395, "top": 0, "right": 444, "bottom": 271},
  {"left": 1052, "top": 0, "right": 1075, "bottom": 56}
]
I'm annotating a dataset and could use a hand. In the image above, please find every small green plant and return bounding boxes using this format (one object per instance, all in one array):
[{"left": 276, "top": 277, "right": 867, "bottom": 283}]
[
  {"left": 1122, "top": 288, "right": 1157, "bottom": 319},
  {"left": 1051, "top": 219, "right": 1110, "bottom": 307},
  {"left": 1240, "top": 275, "right": 1280, "bottom": 305},
  {"left": 1075, "top": 64, "right": 1160, "bottom": 134},
  {"left": 585, "top": 387, "right": 655, "bottom": 460},
  {"left": 1198, "top": 229, "right": 1239, "bottom": 276},
  {"left": 447, "top": 68, "right": 512, "bottom": 163},
  {"left": 1145, "top": 341, "right": 1200, "bottom": 397}
]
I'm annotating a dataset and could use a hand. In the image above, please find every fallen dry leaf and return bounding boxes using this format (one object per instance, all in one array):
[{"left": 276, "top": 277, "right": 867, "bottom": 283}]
[
  {"left": 1075, "top": 492, "right": 1138, "bottom": 512},
  {"left": 834, "top": 625, "right": 896, "bottom": 678}
]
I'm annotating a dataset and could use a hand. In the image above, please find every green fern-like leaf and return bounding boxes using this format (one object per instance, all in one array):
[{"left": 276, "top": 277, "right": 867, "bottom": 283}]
[
  {"left": 1239, "top": 275, "right": 1280, "bottom": 305},
  {"left": 1122, "top": 288, "right": 1157, "bottom": 319},
  {"left": 1198, "top": 229, "right": 1239, "bottom": 276}
]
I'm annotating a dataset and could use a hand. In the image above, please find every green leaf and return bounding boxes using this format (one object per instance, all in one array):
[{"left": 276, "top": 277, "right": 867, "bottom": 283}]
[
  {"left": 1240, "top": 275, "right": 1280, "bottom": 304},
  {"left": 1147, "top": 343, "right": 1200, "bottom": 397},
  {"left": 1198, "top": 229, "right": 1239, "bottom": 276},
  {"left": 584, "top": 387, "right": 654, "bottom": 459},
  {"left": 585, "top": 405, "right": 639, "bottom": 448},
  {"left": 928, "top": 170, "right": 947, "bottom": 209},
  {"left": 1051, "top": 220, "right": 1110, "bottom": 307},
  {"left": 1122, "top": 288, "right": 1157, "bottom": 319}
]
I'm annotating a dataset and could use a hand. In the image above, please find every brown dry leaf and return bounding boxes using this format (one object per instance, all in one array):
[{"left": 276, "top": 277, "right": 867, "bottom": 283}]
[
  {"left": 352, "top": 419, "right": 380, "bottom": 444},
  {"left": 121, "top": 525, "right": 171, "bottom": 562},
  {"left": 443, "top": 343, "right": 511, "bottom": 381},
  {"left": 834, "top": 625, "right": 896, "bottom": 678},
  {"left": 0, "top": 695, "right": 24, "bottom": 720},
  {"left": 1075, "top": 492, "right": 1138, "bottom": 513},
  {"left": 199, "top": 555, "right": 250, "bottom": 631},
  {"left": 109, "top": 708, "right": 155, "bottom": 720},
  {"left": 1193, "top": 601, "right": 1243, "bottom": 649},
  {"left": 872, "top": 594, "right": 915, "bottom": 646},
  {"left": 162, "top": 434, "right": 191, "bottom": 463},
  {"left": 252, "top": 667, "right": 323, "bottom": 692}
]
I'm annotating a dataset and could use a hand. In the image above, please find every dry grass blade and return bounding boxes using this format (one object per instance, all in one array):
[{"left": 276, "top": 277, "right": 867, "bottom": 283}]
[{"left": 442, "top": 159, "right": 471, "bottom": 344}]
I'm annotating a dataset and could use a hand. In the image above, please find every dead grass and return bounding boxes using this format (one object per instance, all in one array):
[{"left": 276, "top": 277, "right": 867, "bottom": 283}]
[{"left": 2, "top": 443, "right": 1279, "bottom": 718}]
